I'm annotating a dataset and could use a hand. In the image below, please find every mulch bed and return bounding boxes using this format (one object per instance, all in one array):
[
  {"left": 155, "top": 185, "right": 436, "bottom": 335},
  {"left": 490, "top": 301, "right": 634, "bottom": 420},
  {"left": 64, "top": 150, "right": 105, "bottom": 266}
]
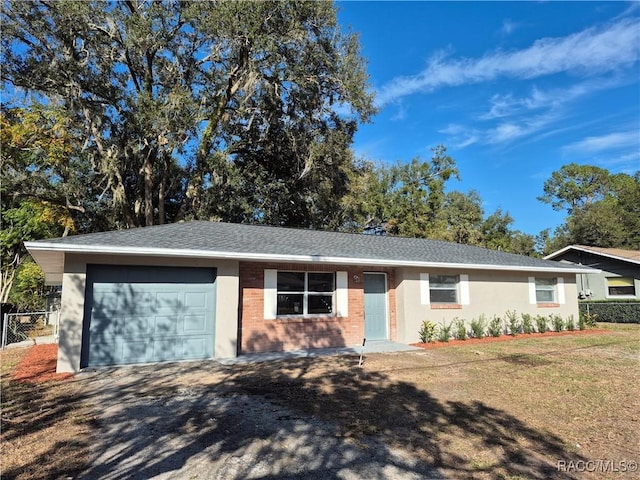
[
  {"left": 12, "top": 344, "right": 73, "bottom": 383},
  {"left": 411, "top": 328, "right": 608, "bottom": 349}
]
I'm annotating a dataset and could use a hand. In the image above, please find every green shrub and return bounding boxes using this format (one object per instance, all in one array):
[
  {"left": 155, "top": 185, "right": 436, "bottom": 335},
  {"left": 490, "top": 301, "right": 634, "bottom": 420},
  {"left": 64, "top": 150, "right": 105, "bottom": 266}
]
[
  {"left": 419, "top": 320, "right": 438, "bottom": 343},
  {"left": 488, "top": 315, "right": 503, "bottom": 337},
  {"left": 578, "top": 301, "right": 640, "bottom": 324},
  {"left": 521, "top": 313, "right": 533, "bottom": 334},
  {"left": 535, "top": 315, "right": 548, "bottom": 333},
  {"left": 438, "top": 321, "right": 453, "bottom": 342},
  {"left": 578, "top": 314, "right": 586, "bottom": 331},
  {"left": 506, "top": 310, "right": 520, "bottom": 335},
  {"left": 581, "top": 311, "right": 598, "bottom": 329},
  {"left": 551, "top": 314, "right": 564, "bottom": 332},
  {"left": 566, "top": 315, "right": 575, "bottom": 331},
  {"left": 470, "top": 315, "right": 486, "bottom": 339},
  {"left": 454, "top": 317, "right": 467, "bottom": 340}
]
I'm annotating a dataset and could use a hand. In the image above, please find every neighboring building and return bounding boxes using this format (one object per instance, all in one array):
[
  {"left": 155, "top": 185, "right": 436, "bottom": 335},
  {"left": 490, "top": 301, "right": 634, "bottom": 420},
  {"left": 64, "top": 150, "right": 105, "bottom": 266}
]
[
  {"left": 26, "top": 221, "right": 597, "bottom": 373},
  {"left": 544, "top": 245, "right": 640, "bottom": 301}
]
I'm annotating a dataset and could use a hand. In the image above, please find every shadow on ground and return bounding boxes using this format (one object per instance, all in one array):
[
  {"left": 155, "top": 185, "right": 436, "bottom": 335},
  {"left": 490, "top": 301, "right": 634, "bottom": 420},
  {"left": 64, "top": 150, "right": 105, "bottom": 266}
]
[{"left": 4, "top": 349, "right": 591, "bottom": 480}]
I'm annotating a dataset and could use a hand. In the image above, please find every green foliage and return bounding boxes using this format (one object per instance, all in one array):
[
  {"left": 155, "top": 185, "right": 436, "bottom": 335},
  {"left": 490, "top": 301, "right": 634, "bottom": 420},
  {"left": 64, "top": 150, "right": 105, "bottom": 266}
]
[
  {"left": 578, "top": 314, "right": 586, "bottom": 331},
  {"left": 487, "top": 315, "right": 503, "bottom": 337},
  {"left": 441, "top": 190, "right": 483, "bottom": 245},
  {"left": 1, "top": 198, "right": 68, "bottom": 303},
  {"left": 470, "top": 315, "right": 486, "bottom": 339},
  {"left": 344, "top": 148, "right": 460, "bottom": 237},
  {"left": 538, "top": 163, "right": 611, "bottom": 214},
  {"left": 419, "top": 320, "right": 438, "bottom": 343},
  {"left": 579, "top": 301, "right": 640, "bottom": 324},
  {"left": 566, "top": 315, "right": 576, "bottom": 331},
  {"left": 506, "top": 310, "right": 520, "bottom": 335},
  {"left": 580, "top": 311, "right": 599, "bottom": 328},
  {"left": 454, "top": 317, "right": 467, "bottom": 340},
  {"left": 341, "top": 150, "right": 534, "bottom": 252},
  {"left": 3, "top": 1, "right": 374, "bottom": 229},
  {"left": 551, "top": 315, "right": 564, "bottom": 332},
  {"left": 521, "top": 313, "right": 534, "bottom": 334},
  {"left": 438, "top": 321, "right": 453, "bottom": 343},
  {"left": 8, "top": 260, "right": 46, "bottom": 311},
  {"left": 535, "top": 315, "right": 548, "bottom": 334},
  {"left": 538, "top": 164, "right": 640, "bottom": 253}
]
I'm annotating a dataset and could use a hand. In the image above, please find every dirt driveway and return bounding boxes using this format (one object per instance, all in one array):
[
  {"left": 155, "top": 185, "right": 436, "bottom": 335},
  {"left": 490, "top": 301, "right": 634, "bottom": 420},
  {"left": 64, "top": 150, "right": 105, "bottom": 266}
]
[{"left": 77, "top": 359, "right": 444, "bottom": 480}]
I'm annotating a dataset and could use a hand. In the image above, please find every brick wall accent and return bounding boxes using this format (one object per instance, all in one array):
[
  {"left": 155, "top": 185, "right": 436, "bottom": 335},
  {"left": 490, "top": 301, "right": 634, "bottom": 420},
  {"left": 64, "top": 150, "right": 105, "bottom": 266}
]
[{"left": 238, "top": 262, "right": 397, "bottom": 354}]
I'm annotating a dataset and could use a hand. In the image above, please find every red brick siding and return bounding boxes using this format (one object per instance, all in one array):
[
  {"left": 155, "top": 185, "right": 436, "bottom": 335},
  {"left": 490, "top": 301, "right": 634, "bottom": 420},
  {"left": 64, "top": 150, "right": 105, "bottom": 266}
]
[{"left": 238, "top": 262, "right": 397, "bottom": 354}]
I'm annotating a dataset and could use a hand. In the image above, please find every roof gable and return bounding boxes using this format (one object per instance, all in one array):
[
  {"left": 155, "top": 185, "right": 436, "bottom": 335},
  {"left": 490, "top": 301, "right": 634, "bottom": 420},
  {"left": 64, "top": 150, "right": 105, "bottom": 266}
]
[{"left": 544, "top": 245, "right": 640, "bottom": 265}]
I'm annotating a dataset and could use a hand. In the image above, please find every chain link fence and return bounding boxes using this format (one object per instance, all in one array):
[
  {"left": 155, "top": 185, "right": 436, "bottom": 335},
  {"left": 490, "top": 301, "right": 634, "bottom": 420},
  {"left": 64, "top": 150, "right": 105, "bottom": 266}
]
[{"left": 1, "top": 309, "right": 60, "bottom": 348}]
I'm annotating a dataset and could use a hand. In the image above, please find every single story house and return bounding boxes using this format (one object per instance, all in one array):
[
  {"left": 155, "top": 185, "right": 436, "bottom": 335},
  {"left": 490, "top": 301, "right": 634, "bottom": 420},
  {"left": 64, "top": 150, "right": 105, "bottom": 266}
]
[
  {"left": 544, "top": 245, "right": 640, "bottom": 300},
  {"left": 26, "top": 221, "right": 597, "bottom": 373}
]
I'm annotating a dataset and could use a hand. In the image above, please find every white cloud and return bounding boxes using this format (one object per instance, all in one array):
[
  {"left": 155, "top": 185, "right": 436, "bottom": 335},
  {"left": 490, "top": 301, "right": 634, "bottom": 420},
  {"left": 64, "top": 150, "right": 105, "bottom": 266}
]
[
  {"left": 562, "top": 131, "right": 640, "bottom": 154},
  {"left": 501, "top": 19, "right": 519, "bottom": 36},
  {"left": 480, "top": 76, "right": 631, "bottom": 120},
  {"left": 390, "top": 102, "right": 407, "bottom": 121},
  {"left": 376, "top": 18, "right": 640, "bottom": 106},
  {"left": 441, "top": 74, "right": 637, "bottom": 148},
  {"left": 438, "top": 124, "right": 480, "bottom": 148}
]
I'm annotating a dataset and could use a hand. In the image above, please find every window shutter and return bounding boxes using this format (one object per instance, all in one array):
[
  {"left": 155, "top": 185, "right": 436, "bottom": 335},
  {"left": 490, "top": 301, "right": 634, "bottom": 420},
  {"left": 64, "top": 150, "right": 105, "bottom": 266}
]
[
  {"left": 420, "top": 273, "right": 430, "bottom": 305},
  {"left": 528, "top": 277, "right": 537, "bottom": 304},
  {"left": 336, "top": 271, "right": 349, "bottom": 317},
  {"left": 264, "top": 269, "right": 278, "bottom": 319},
  {"left": 557, "top": 277, "right": 565, "bottom": 304},
  {"left": 459, "top": 274, "right": 470, "bottom": 305}
]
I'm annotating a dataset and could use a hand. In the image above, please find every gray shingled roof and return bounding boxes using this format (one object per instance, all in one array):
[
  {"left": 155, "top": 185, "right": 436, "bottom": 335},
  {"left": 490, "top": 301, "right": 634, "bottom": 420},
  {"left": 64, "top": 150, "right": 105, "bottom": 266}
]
[{"left": 27, "top": 220, "right": 593, "bottom": 273}]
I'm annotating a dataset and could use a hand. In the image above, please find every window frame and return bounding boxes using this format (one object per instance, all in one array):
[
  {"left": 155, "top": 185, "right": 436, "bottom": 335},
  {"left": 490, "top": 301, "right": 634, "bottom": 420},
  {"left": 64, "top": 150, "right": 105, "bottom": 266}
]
[
  {"left": 276, "top": 271, "right": 336, "bottom": 317},
  {"left": 429, "top": 274, "right": 459, "bottom": 304},
  {"left": 605, "top": 277, "right": 636, "bottom": 298},
  {"left": 535, "top": 277, "right": 556, "bottom": 303}
]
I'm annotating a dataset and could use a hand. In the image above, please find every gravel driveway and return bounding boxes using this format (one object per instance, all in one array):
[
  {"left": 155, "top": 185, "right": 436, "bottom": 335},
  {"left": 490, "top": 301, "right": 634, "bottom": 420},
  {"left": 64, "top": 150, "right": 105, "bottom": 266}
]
[{"left": 76, "top": 359, "right": 445, "bottom": 480}]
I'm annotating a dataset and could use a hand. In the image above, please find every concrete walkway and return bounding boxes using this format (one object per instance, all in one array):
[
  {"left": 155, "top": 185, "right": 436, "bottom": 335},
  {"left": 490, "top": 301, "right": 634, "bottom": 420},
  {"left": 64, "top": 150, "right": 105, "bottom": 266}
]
[
  {"left": 219, "top": 340, "right": 421, "bottom": 365},
  {"left": 3, "top": 335, "right": 56, "bottom": 349}
]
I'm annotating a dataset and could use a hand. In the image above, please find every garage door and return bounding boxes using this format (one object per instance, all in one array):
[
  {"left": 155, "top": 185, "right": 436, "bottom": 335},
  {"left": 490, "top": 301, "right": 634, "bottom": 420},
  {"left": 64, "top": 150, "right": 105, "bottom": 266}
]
[{"left": 82, "top": 265, "right": 216, "bottom": 367}]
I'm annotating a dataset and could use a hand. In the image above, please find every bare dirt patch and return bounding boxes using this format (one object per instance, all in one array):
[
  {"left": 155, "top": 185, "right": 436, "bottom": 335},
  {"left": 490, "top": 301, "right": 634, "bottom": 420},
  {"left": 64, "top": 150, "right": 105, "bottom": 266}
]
[{"left": 1, "top": 346, "right": 92, "bottom": 480}]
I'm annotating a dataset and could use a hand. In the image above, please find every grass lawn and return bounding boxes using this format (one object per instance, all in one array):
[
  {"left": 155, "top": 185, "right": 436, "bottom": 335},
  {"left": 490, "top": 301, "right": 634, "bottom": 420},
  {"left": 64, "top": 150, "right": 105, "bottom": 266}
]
[
  {"left": 1, "top": 323, "right": 638, "bottom": 479},
  {"left": 227, "top": 323, "right": 639, "bottom": 479}
]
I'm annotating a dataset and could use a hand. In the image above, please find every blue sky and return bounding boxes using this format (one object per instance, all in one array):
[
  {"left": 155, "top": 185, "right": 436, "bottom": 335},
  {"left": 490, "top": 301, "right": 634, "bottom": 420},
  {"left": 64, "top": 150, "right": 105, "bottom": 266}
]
[{"left": 336, "top": 1, "right": 640, "bottom": 236}]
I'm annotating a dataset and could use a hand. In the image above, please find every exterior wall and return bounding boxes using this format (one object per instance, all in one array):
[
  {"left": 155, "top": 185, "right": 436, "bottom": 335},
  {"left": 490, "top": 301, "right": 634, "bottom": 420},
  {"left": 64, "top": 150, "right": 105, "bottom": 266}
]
[
  {"left": 557, "top": 251, "right": 640, "bottom": 300},
  {"left": 238, "top": 262, "right": 397, "bottom": 354},
  {"left": 56, "top": 253, "right": 239, "bottom": 373},
  {"left": 396, "top": 267, "right": 580, "bottom": 344}
]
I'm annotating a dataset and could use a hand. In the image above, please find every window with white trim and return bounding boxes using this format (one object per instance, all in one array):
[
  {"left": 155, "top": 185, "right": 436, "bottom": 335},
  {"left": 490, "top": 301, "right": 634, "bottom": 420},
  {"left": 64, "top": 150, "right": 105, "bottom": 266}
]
[
  {"left": 430, "top": 274, "right": 458, "bottom": 303},
  {"left": 276, "top": 272, "right": 334, "bottom": 316},
  {"left": 535, "top": 278, "right": 556, "bottom": 303},
  {"left": 606, "top": 277, "right": 636, "bottom": 297}
]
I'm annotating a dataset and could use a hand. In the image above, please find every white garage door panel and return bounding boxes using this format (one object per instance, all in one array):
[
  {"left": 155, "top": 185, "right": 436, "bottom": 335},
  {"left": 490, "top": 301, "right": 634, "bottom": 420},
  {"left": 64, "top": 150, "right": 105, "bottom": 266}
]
[{"left": 83, "top": 266, "right": 216, "bottom": 367}]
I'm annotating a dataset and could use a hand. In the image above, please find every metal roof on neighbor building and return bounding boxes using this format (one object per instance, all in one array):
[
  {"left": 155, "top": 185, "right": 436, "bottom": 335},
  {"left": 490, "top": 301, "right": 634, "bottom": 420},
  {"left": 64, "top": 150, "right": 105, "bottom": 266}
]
[{"left": 26, "top": 221, "right": 597, "bottom": 284}]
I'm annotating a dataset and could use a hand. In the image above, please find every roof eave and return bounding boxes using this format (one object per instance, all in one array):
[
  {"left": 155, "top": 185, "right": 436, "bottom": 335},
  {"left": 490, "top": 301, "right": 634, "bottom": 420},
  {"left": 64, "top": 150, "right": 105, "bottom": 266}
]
[
  {"left": 25, "top": 242, "right": 600, "bottom": 275},
  {"left": 544, "top": 245, "right": 640, "bottom": 265}
]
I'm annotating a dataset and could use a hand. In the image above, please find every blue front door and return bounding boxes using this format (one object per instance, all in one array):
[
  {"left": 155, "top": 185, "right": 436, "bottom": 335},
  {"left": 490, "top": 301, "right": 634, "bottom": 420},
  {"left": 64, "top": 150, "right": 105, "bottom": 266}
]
[{"left": 364, "top": 273, "right": 387, "bottom": 340}]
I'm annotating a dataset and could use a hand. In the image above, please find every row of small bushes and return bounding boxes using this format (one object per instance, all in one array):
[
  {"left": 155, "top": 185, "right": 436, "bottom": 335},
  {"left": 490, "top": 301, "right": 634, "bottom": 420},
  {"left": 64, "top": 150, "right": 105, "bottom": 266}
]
[
  {"left": 418, "top": 310, "right": 597, "bottom": 343},
  {"left": 578, "top": 301, "right": 640, "bottom": 324}
]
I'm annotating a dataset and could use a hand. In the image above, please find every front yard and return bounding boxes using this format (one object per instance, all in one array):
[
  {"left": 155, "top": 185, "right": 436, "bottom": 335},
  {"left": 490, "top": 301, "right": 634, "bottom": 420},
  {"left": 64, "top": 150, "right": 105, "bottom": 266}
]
[{"left": 1, "top": 323, "right": 638, "bottom": 479}]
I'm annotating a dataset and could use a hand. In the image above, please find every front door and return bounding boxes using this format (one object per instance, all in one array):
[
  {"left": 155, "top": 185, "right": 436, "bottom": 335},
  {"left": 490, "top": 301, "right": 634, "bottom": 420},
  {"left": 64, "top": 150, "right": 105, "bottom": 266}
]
[{"left": 364, "top": 273, "right": 388, "bottom": 340}]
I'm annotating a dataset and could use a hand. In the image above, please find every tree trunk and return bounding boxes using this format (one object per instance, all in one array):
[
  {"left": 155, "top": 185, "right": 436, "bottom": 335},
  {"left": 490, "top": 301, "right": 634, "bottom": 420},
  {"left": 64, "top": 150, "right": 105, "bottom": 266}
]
[
  {"left": 142, "top": 147, "right": 157, "bottom": 227},
  {"left": 158, "top": 153, "right": 167, "bottom": 225}
]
